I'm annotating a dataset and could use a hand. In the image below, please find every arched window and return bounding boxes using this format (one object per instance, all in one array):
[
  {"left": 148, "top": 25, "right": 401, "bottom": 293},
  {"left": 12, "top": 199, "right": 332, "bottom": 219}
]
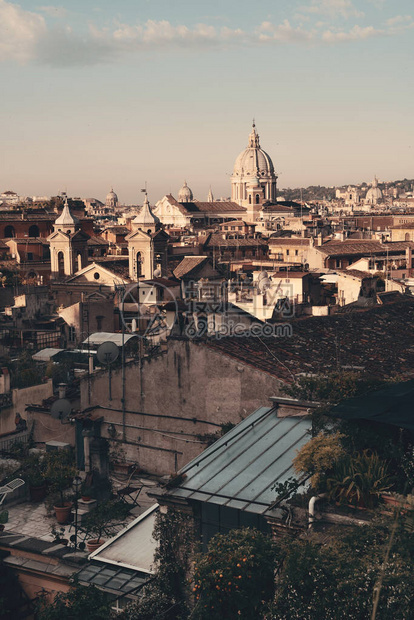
[
  {"left": 255, "top": 194, "right": 260, "bottom": 204},
  {"left": 248, "top": 195, "right": 252, "bottom": 205},
  {"left": 57, "top": 251, "right": 65, "bottom": 277},
  {"left": 136, "top": 252, "right": 142, "bottom": 277},
  {"left": 405, "top": 233, "right": 410, "bottom": 241},
  {"left": 77, "top": 252, "right": 82, "bottom": 271},
  {"left": 4, "top": 225, "right": 15, "bottom": 238},
  {"left": 29, "top": 225, "right": 39, "bottom": 237}
]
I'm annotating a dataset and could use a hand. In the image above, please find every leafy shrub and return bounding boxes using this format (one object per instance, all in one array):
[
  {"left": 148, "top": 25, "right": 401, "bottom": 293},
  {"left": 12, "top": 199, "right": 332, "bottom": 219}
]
[
  {"left": 36, "top": 583, "right": 113, "bottom": 620},
  {"left": 293, "top": 432, "right": 345, "bottom": 491},
  {"left": 121, "top": 509, "right": 195, "bottom": 620},
  {"left": 192, "top": 527, "right": 276, "bottom": 620},
  {"left": 327, "top": 450, "right": 393, "bottom": 508},
  {"left": 266, "top": 520, "right": 414, "bottom": 620}
]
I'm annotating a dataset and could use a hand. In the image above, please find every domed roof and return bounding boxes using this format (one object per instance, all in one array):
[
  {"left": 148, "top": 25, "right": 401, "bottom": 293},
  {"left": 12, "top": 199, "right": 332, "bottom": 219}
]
[
  {"left": 233, "top": 123, "right": 275, "bottom": 178},
  {"left": 178, "top": 181, "right": 193, "bottom": 203},
  {"left": 107, "top": 188, "right": 118, "bottom": 201},
  {"left": 366, "top": 176, "right": 382, "bottom": 202},
  {"left": 133, "top": 193, "right": 160, "bottom": 228}
]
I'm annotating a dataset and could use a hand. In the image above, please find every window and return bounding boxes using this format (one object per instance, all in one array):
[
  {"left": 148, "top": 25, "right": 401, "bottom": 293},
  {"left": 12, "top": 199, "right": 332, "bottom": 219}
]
[
  {"left": 29, "top": 225, "right": 40, "bottom": 237},
  {"left": 68, "top": 326, "right": 76, "bottom": 342},
  {"left": 286, "top": 250, "right": 290, "bottom": 256},
  {"left": 295, "top": 250, "right": 299, "bottom": 256},
  {"left": 96, "top": 315, "right": 104, "bottom": 331},
  {"left": 27, "top": 252, "right": 33, "bottom": 261}
]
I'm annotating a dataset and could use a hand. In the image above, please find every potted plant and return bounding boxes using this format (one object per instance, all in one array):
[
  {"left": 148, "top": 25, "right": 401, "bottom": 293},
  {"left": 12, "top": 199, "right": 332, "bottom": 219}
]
[
  {"left": 45, "top": 453, "right": 76, "bottom": 524},
  {"left": 0, "top": 510, "right": 8, "bottom": 532},
  {"left": 84, "top": 500, "right": 129, "bottom": 553},
  {"left": 80, "top": 483, "right": 94, "bottom": 502},
  {"left": 23, "top": 452, "right": 47, "bottom": 502}
]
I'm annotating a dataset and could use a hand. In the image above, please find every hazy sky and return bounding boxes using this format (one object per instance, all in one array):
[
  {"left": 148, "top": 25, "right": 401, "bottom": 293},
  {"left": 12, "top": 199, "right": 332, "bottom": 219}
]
[{"left": 1, "top": 0, "right": 413, "bottom": 204}]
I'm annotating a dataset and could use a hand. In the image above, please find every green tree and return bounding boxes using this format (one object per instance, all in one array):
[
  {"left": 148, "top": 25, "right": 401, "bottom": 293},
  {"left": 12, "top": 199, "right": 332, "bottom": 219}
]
[
  {"left": 266, "top": 519, "right": 414, "bottom": 620},
  {"left": 192, "top": 527, "right": 276, "bottom": 620}
]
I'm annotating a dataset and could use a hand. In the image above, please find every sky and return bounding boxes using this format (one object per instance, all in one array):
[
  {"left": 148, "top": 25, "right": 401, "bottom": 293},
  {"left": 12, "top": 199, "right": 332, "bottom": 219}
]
[{"left": 1, "top": 0, "right": 413, "bottom": 204}]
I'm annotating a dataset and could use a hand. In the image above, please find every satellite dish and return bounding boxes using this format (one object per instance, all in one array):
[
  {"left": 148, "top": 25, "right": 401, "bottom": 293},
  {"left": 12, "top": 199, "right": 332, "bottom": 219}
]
[
  {"left": 97, "top": 341, "right": 119, "bottom": 365},
  {"left": 50, "top": 399, "right": 72, "bottom": 421}
]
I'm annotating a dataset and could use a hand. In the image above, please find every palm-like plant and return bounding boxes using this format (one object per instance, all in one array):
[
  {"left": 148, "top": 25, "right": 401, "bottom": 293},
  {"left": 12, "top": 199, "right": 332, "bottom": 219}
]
[{"left": 327, "top": 450, "right": 393, "bottom": 509}]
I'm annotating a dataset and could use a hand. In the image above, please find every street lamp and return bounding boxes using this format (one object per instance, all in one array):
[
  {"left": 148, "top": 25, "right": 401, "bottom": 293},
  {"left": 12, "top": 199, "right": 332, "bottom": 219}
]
[{"left": 72, "top": 476, "right": 82, "bottom": 550}]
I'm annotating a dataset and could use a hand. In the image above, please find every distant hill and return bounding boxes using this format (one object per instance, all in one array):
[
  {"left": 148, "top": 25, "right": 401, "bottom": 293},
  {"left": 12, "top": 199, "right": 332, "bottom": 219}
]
[{"left": 282, "top": 178, "right": 414, "bottom": 202}]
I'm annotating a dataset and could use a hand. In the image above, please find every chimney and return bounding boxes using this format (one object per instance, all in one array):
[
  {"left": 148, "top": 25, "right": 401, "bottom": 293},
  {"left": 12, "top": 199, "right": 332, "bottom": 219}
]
[
  {"left": 58, "top": 383, "right": 67, "bottom": 399},
  {"left": 406, "top": 246, "right": 413, "bottom": 271}
]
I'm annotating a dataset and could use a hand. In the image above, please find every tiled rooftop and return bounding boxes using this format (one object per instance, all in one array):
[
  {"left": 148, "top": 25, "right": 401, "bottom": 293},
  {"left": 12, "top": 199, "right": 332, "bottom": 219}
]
[
  {"left": 173, "top": 256, "right": 209, "bottom": 279},
  {"left": 318, "top": 240, "right": 414, "bottom": 256},
  {"left": 205, "top": 298, "right": 414, "bottom": 383},
  {"left": 205, "top": 234, "right": 267, "bottom": 247}
]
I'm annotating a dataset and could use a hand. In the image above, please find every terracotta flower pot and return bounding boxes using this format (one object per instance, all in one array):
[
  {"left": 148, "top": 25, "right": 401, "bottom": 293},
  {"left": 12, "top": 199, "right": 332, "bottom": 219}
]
[
  {"left": 81, "top": 496, "right": 91, "bottom": 502},
  {"left": 54, "top": 502, "right": 73, "bottom": 525},
  {"left": 86, "top": 538, "right": 106, "bottom": 554}
]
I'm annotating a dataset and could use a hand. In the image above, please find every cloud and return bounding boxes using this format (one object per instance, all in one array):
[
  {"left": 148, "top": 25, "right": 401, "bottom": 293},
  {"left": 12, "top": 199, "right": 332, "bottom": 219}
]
[
  {"left": 0, "top": 0, "right": 46, "bottom": 63},
  {"left": 322, "top": 24, "right": 381, "bottom": 41},
  {"left": 299, "top": 0, "right": 364, "bottom": 19},
  {"left": 255, "top": 20, "right": 314, "bottom": 43},
  {"left": 386, "top": 14, "right": 414, "bottom": 28},
  {"left": 0, "top": 0, "right": 411, "bottom": 67}
]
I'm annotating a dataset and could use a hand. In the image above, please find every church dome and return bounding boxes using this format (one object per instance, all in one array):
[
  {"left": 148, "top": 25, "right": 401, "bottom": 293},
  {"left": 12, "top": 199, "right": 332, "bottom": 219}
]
[
  {"left": 106, "top": 188, "right": 118, "bottom": 207},
  {"left": 178, "top": 181, "right": 193, "bottom": 203},
  {"left": 233, "top": 123, "right": 275, "bottom": 178},
  {"left": 365, "top": 176, "right": 382, "bottom": 203}
]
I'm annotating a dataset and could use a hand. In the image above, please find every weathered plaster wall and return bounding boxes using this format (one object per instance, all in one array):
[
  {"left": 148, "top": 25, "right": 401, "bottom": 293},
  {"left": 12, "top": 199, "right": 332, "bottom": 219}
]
[
  {"left": 80, "top": 339, "right": 284, "bottom": 475},
  {"left": 0, "top": 380, "right": 54, "bottom": 436}
]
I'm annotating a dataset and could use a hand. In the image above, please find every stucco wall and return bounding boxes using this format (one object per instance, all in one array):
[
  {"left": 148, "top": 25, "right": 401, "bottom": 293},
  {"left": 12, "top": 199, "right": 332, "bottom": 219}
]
[
  {"left": 0, "top": 380, "right": 54, "bottom": 436},
  {"left": 80, "top": 339, "right": 284, "bottom": 475}
]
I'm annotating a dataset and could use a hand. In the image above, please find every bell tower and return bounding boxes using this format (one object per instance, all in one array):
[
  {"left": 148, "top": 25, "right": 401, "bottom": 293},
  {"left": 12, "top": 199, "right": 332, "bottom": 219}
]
[{"left": 48, "top": 197, "right": 89, "bottom": 279}]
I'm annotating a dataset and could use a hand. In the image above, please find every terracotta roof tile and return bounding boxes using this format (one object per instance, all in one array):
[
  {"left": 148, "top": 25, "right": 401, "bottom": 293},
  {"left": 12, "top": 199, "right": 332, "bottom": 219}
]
[
  {"left": 204, "top": 298, "right": 414, "bottom": 383},
  {"left": 173, "top": 256, "right": 209, "bottom": 279}
]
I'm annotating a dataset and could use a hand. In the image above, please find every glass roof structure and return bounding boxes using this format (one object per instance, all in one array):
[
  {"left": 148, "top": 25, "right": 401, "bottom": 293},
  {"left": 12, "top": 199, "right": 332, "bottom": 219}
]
[{"left": 167, "top": 405, "right": 311, "bottom": 515}]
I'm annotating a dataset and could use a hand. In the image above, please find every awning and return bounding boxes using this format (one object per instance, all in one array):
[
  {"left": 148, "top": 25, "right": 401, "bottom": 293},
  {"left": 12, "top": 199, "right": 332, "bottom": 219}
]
[
  {"left": 82, "top": 332, "right": 137, "bottom": 347},
  {"left": 327, "top": 379, "right": 414, "bottom": 431}
]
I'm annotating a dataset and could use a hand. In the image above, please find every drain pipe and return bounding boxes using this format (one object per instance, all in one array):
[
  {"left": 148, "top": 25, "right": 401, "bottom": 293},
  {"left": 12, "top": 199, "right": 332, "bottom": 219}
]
[{"left": 308, "top": 493, "right": 326, "bottom": 529}]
